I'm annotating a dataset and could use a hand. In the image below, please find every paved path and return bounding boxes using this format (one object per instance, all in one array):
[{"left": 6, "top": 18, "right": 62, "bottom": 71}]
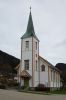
[{"left": 0, "top": 89, "right": 66, "bottom": 100}]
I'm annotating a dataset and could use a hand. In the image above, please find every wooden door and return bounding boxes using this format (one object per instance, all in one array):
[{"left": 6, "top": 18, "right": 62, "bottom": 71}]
[{"left": 24, "top": 78, "right": 29, "bottom": 87}]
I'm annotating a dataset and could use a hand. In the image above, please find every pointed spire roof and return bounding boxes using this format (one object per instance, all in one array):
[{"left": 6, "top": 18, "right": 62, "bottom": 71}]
[
  {"left": 26, "top": 9, "right": 35, "bottom": 35},
  {"left": 21, "top": 8, "right": 39, "bottom": 41}
]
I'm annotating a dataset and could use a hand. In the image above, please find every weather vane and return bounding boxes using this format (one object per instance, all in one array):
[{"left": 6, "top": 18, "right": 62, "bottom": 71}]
[{"left": 30, "top": 6, "right": 31, "bottom": 12}]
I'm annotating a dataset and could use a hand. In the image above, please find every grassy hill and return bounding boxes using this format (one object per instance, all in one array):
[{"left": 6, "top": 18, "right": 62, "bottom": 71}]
[
  {"left": 55, "top": 63, "right": 66, "bottom": 85},
  {"left": 0, "top": 50, "right": 20, "bottom": 76}
]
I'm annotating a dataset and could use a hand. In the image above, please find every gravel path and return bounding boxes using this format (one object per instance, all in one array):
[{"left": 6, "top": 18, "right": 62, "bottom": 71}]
[{"left": 0, "top": 89, "right": 66, "bottom": 100}]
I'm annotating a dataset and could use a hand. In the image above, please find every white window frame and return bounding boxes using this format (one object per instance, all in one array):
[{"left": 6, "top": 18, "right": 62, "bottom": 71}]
[
  {"left": 24, "top": 60, "right": 29, "bottom": 70},
  {"left": 25, "top": 41, "right": 29, "bottom": 50}
]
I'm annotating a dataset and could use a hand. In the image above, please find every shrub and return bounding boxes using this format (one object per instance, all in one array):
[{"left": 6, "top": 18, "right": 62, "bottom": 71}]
[
  {"left": 7, "top": 80, "right": 18, "bottom": 87},
  {"left": 35, "top": 84, "right": 50, "bottom": 91},
  {"left": 21, "top": 86, "right": 26, "bottom": 90},
  {"left": 0, "top": 84, "right": 6, "bottom": 89}
]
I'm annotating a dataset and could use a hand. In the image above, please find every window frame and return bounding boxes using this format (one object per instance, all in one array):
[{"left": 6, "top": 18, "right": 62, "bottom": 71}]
[
  {"left": 36, "top": 60, "right": 37, "bottom": 71},
  {"left": 36, "top": 42, "right": 37, "bottom": 50},
  {"left": 25, "top": 41, "right": 29, "bottom": 50},
  {"left": 53, "top": 71, "right": 55, "bottom": 81},
  {"left": 41, "top": 65, "right": 45, "bottom": 71},
  {"left": 51, "top": 70, "right": 53, "bottom": 81},
  {"left": 24, "top": 60, "right": 29, "bottom": 70}
]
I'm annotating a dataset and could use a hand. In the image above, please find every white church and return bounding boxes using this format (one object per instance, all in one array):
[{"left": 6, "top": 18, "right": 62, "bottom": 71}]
[{"left": 17, "top": 9, "right": 61, "bottom": 89}]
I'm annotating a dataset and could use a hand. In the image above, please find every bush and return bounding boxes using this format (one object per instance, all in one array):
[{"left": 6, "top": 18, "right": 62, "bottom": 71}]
[
  {"left": 7, "top": 80, "right": 18, "bottom": 87},
  {"left": 13, "top": 82, "right": 19, "bottom": 86},
  {"left": 0, "top": 84, "right": 6, "bottom": 89},
  {"left": 21, "top": 86, "right": 26, "bottom": 90},
  {"left": 35, "top": 84, "right": 50, "bottom": 91}
]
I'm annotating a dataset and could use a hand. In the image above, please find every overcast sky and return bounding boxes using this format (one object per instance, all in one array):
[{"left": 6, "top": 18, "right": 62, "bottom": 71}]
[{"left": 0, "top": 0, "right": 66, "bottom": 65}]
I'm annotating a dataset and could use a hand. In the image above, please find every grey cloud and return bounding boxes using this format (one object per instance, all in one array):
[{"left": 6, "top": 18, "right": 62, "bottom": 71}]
[{"left": 54, "top": 39, "right": 66, "bottom": 47}]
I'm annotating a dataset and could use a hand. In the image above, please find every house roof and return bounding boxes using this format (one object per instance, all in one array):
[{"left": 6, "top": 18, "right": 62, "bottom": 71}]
[
  {"left": 20, "top": 70, "right": 31, "bottom": 78},
  {"left": 21, "top": 10, "right": 39, "bottom": 41}
]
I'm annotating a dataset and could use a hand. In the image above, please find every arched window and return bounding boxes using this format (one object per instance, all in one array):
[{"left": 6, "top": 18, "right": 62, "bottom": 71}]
[{"left": 41, "top": 65, "right": 45, "bottom": 71}]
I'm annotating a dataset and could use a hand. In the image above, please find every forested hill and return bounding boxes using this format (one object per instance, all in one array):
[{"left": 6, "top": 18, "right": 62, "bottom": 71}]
[
  {"left": 0, "top": 50, "right": 20, "bottom": 74},
  {"left": 55, "top": 63, "right": 66, "bottom": 84}
]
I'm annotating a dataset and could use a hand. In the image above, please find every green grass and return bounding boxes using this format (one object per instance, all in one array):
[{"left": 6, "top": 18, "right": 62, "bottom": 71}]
[
  {"left": 18, "top": 90, "right": 52, "bottom": 95},
  {"left": 50, "top": 89, "right": 66, "bottom": 94},
  {"left": 18, "top": 88, "right": 66, "bottom": 95}
]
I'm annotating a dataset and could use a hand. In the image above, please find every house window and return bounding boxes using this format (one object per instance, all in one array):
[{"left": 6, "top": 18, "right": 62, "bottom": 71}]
[
  {"left": 36, "top": 60, "right": 37, "bottom": 71},
  {"left": 24, "top": 60, "right": 29, "bottom": 70},
  {"left": 41, "top": 65, "right": 45, "bottom": 71},
  {"left": 36, "top": 42, "right": 37, "bottom": 50},
  {"left": 25, "top": 41, "right": 29, "bottom": 49}
]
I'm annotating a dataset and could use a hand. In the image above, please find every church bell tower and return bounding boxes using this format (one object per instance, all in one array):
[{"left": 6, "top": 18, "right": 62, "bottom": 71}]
[{"left": 20, "top": 8, "right": 39, "bottom": 87}]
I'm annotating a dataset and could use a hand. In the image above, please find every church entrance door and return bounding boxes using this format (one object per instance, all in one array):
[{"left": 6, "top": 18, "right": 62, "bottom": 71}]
[{"left": 24, "top": 78, "right": 29, "bottom": 87}]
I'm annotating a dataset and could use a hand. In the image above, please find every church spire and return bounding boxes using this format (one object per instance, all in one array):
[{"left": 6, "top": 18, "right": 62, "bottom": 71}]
[
  {"left": 26, "top": 6, "right": 35, "bottom": 35},
  {"left": 21, "top": 7, "right": 39, "bottom": 41},
  {"left": 30, "top": 6, "right": 31, "bottom": 12}
]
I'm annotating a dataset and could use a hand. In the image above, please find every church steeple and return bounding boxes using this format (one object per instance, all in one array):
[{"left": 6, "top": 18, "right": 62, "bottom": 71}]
[
  {"left": 21, "top": 8, "right": 39, "bottom": 41},
  {"left": 20, "top": 8, "right": 39, "bottom": 88},
  {"left": 26, "top": 7, "right": 35, "bottom": 36}
]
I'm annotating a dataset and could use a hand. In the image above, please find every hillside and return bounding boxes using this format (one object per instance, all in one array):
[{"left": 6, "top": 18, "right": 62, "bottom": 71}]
[
  {"left": 0, "top": 50, "right": 20, "bottom": 75},
  {"left": 55, "top": 63, "right": 66, "bottom": 84}
]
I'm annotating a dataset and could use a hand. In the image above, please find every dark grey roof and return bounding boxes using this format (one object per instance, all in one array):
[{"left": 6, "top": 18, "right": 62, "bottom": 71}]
[{"left": 21, "top": 11, "right": 39, "bottom": 41}]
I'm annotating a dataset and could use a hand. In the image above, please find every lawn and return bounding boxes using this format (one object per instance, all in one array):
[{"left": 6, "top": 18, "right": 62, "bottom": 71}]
[
  {"left": 19, "top": 88, "right": 66, "bottom": 95},
  {"left": 50, "top": 89, "right": 66, "bottom": 94}
]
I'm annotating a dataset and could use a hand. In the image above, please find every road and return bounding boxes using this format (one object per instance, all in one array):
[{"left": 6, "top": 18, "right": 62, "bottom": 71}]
[{"left": 0, "top": 89, "right": 66, "bottom": 100}]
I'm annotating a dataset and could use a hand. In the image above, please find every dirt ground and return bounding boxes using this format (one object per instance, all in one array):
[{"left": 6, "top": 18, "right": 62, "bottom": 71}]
[{"left": 0, "top": 89, "right": 66, "bottom": 100}]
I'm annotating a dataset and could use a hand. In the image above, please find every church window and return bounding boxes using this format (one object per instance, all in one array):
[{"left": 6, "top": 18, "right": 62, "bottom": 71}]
[
  {"left": 36, "top": 42, "right": 37, "bottom": 50},
  {"left": 51, "top": 70, "right": 53, "bottom": 81},
  {"left": 41, "top": 65, "right": 45, "bottom": 71},
  {"left": 56, "top": 72, "right": 57, "bottom": 82},
  {"left": 53, "top": 71, "right": 55, "bottom": 81},
  {"left": 25, "top": 41, "right": 29, "bottom": 49},
  {"left": 36, "top": 54, "right": 37, "bottom": 57},
  {"left": 24, "top": 60, "right": 29, "bottom": 70},
  {"left": 36, "top": 60, "right": 37, "bottom": 71}
]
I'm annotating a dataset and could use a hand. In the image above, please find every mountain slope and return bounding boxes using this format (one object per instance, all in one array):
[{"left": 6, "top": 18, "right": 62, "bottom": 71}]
[
  {"left": 55, "top": 63, "right": 66, "bottom": 84},
  {"left": 0, "top": 50, "right": 20, "bottom": 75}
]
